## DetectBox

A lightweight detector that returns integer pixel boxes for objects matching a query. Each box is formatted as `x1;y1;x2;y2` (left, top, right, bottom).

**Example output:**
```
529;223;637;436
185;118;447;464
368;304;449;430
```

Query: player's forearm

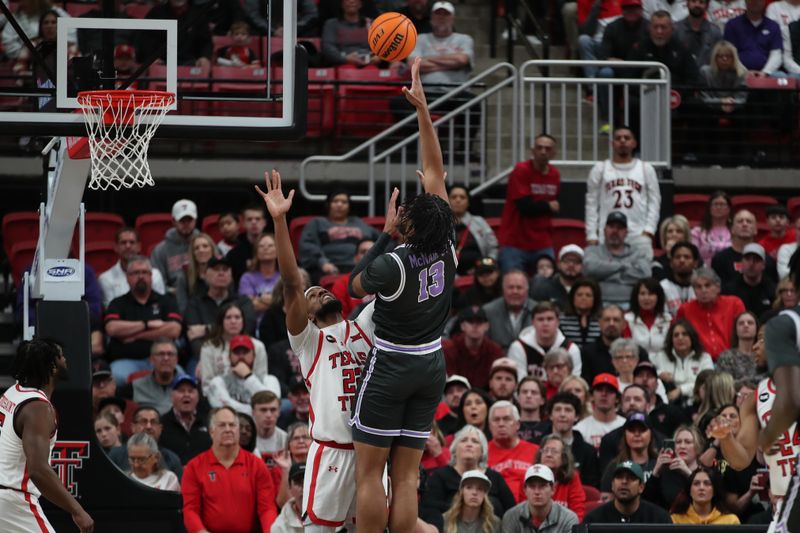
273;214;304;290
719;432;753;471
417;101;446;201
105;320;146;337
137;321;181;340
30;467;84;516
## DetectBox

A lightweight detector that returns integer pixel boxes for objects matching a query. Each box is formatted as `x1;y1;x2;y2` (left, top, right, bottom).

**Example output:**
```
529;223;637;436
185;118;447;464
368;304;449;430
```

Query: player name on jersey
758;377;800;495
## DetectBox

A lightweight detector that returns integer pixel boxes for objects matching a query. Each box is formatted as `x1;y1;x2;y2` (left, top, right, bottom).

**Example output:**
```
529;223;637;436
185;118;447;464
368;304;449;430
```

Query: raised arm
255;170;308;336
402;57;447;203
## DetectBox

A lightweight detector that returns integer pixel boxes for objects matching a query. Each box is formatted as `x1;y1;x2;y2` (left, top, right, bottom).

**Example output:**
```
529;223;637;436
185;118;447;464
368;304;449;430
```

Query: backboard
0;0;306;141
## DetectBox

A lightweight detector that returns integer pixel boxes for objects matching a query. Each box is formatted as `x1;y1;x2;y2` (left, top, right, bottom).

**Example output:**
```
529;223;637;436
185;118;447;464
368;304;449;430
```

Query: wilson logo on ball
368;12;417;62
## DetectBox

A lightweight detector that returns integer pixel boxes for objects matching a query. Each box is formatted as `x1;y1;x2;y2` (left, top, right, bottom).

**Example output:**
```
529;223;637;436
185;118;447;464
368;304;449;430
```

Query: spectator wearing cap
508;302;583;382
151;199;200;290
778;216;800;280
224;204;269;283
271;463;305;533
584;461;672;523
632;361;688;436
109;405;184;480
160;374;213;464
534;435;586;521
712;209;779;284
99;227;167;307
185;256;257;358
206;334;281;415
442;469;501;532
584;212;652;308
131;338;182;415
722;243;776;317
92;359;139;436
758;205;794;260
182;406;278;532
444;306;504;391
599;386;666;467
676;268;745;360
439;375;472;435
501;464;578;533
498;134;561;275
724;0;782;74
454;257;503;310
104;256;183;385
660;241;700;316
531;244;584;309
598;411;660;495
488;358;520;402
487;401;540;503
482;270;536;351
580;304;649;384
277;376;310;429
449;185;499;275
574;373;625;450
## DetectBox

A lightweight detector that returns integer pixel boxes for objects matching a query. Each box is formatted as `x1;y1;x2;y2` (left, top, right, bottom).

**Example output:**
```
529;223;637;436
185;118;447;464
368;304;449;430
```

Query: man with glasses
130;339;183;415
104;256;182;385
109;406;184;479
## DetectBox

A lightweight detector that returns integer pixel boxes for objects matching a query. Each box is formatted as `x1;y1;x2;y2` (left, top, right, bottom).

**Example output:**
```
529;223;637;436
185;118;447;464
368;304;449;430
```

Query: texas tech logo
51;441;90;497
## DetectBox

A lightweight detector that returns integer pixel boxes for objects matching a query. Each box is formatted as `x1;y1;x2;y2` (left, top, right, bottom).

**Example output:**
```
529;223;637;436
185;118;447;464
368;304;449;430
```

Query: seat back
731;194;778;222
336;67;404;137
289;216;315;255
2;211;39;258
135;213;173;256
551;218;587;252
673;193;709;223
85;241;119;275
9;240;37;287
202;214;222;243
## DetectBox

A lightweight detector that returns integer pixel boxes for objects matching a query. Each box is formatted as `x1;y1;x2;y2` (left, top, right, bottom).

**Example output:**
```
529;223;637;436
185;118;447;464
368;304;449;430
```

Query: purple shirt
723;14;782;70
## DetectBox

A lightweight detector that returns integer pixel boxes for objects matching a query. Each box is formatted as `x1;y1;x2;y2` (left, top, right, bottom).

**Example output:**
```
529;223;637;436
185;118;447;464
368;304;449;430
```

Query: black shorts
350;346;446;449
773;467;800;532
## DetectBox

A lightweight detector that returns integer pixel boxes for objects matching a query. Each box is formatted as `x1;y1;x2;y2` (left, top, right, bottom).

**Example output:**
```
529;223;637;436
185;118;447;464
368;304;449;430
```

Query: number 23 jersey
289;302;375;444
757;376;800;497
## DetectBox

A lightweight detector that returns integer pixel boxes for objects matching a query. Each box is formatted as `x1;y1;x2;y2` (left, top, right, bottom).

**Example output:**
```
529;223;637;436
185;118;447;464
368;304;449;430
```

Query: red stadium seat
673;193;709;222
757;222;770;241
124;3;151;18
148;64;211;114
289;215;314;255
362;216;386;234
0;61;24;111
319;274;343;291
65;3;96;17
731;195;778;221
2;211;39;258
583;485;601;502
789;197;800;221
746;74;798;90
551;218;586;252
307;67;336;137
486;217;501;235
336;67;404;137
71;212;125;257
454;275;475;293
211;66;275;117
135;213;173;256
202;214;222;243
85;241;118;275
9;240;36;287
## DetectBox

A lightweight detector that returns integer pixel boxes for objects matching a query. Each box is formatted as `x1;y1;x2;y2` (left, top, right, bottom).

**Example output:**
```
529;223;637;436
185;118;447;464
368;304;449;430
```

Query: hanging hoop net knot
76;90;175;191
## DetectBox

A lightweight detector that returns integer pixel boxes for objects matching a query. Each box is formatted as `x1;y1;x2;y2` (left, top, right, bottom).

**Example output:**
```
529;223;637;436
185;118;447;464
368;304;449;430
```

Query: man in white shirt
767;0;800;72
251;390;287;458
574;373;626;449
99;227;166;306
643;0;688;20
777;217;800;280
707;0;746;29
585;126;661;260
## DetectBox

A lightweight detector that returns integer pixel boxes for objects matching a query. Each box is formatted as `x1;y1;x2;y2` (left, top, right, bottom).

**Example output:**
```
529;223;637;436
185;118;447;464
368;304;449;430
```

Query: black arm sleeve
515;197;553;217
348;232;393;298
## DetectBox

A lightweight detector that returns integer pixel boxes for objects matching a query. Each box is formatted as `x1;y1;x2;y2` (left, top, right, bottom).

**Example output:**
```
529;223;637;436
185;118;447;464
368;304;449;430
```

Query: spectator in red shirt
443;306;504;390
329;237;375;318
498;134;561;274
758;204;795;260
182;406;278;533
676;267;745;360
487;401;540;502
534;435;586;521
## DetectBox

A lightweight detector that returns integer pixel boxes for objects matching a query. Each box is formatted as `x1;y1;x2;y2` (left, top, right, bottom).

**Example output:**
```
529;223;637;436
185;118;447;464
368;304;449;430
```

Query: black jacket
626;37;702;87
159;409;212;465
420;465;516;519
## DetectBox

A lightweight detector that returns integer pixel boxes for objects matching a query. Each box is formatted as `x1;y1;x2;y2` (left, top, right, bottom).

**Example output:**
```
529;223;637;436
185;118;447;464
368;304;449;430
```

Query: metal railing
299;62;518;216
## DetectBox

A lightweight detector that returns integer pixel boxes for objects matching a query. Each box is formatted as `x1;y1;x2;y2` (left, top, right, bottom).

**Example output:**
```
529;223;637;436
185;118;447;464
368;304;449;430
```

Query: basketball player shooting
256;169;381;531
347;56;456;533
0;339;93;533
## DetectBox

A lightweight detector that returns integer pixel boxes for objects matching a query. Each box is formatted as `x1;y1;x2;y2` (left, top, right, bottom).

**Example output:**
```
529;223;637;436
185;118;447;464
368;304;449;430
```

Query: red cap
592;373;620;390
621;0;642;7
114;44;135;59
230;335;254;352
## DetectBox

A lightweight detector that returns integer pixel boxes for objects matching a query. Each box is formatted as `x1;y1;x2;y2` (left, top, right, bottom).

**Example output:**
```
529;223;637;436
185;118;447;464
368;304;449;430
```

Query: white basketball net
77;91;175;191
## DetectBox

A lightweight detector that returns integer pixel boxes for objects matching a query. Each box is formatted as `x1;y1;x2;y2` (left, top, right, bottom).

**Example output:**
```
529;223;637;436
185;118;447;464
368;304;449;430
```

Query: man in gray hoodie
151;199;200;291
583;211;651;308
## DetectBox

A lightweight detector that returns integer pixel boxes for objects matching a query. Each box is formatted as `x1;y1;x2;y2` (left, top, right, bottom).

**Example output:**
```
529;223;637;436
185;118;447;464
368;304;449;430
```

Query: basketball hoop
75;90;175;191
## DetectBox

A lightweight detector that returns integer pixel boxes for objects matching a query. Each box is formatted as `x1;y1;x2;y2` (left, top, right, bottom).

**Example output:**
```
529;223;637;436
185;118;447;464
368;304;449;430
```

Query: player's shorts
0;488;55;533
350;345;446;449
303;440;357;528
771;464;800;533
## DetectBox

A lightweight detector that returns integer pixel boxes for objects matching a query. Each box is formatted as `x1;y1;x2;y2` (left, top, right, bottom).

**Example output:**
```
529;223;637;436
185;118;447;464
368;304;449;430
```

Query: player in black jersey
347;57;457;533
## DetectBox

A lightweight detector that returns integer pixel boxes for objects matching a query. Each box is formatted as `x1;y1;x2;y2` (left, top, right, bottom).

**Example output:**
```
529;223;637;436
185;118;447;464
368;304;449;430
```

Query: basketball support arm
23;139;91;340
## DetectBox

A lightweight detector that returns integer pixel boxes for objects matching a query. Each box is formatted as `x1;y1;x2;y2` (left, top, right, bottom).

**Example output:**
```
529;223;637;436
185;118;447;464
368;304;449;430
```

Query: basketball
368;12;417;62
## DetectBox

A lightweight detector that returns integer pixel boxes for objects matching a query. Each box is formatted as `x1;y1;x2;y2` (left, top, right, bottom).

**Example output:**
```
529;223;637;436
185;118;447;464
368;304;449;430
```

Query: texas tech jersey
758;377;799;496
0;383;57;498
289;302;375;444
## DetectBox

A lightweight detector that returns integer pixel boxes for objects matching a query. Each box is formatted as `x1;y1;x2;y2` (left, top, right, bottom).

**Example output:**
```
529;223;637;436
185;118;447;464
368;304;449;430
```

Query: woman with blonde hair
760;276;798;323
558;375;592;419
442;470;500;533
175;232;219;313
653;215;691;278
695;371;735;423
700;41;748;111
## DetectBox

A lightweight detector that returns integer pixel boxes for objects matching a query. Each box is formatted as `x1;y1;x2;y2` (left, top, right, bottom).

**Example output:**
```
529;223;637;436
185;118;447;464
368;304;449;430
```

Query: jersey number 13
418;260;446;303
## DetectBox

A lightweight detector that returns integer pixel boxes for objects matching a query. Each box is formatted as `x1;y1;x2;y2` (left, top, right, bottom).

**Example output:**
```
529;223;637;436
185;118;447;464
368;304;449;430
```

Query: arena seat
202;214;222;243
289;215;314;255
673;193;709;222
65;3;96;17
2;211;39;258
274;67;335;138
9;240;36;287
210;66;275;117
789;197;800;220
362;216;386;234
0;61;24;111
486;217;501;235
135;213;173;256
70;212;125;257
731;194;778;221
148;64;211;114
336;67;405;137
454;275;475;293
85;241;118;275
551;218;586;252
124;3;151;18
757;222;769;241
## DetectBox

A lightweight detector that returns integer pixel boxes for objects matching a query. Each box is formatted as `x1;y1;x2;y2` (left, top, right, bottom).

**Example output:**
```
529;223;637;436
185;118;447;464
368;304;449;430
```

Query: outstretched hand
402;57;427;109
383;187;401;234
255;169;294;219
